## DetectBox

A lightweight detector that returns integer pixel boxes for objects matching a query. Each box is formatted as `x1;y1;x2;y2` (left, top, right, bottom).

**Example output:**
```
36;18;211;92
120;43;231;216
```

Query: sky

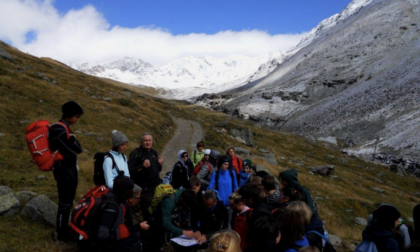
0;0;352;66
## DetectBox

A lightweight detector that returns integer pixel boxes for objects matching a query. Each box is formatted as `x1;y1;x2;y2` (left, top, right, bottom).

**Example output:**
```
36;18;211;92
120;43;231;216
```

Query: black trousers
56;178;78;240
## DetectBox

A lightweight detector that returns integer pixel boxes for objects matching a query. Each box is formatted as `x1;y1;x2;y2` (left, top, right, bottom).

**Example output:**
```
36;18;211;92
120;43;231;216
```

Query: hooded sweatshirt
171;150;193;189
208;168;238;206
362;224;400;252
281;169;317;214
238;169;251;187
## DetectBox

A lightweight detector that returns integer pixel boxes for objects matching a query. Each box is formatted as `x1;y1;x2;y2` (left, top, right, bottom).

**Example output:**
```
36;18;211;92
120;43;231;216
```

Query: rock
91;95;99;99
308;165;335;176
0;133;5;137
103;97;112;101
230;128;254;146
121;91;131;98
374;178;384;184
354;217;368;226
234;136;246;144
84;132;98;137
328;234;342;246
0;186;13;196
340;158;349;164
97;137;105;141
261;153;278;165
372;187;385;193
0;194;20;216
259;149;270;153
378;171;385;176
36;175;47;180
408;217;414;223
75;130;83;134
390;164;407;176
345;209;353;213
14;191;37;204
215;121;229;127
234;147;251;156
220;128;227;133
21;195;57;227
0;47;14;61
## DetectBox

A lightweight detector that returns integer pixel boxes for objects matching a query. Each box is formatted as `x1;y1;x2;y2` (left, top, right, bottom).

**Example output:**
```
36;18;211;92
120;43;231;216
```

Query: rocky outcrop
308;165;335;176
21;195;57;227
0;192;20;217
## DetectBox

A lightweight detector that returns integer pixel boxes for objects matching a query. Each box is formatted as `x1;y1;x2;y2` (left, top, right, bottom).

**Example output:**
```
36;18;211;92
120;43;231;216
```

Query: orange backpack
26;120;68;171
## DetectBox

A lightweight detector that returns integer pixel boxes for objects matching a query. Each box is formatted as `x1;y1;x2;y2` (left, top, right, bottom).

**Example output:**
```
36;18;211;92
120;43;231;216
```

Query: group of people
48;101;420;252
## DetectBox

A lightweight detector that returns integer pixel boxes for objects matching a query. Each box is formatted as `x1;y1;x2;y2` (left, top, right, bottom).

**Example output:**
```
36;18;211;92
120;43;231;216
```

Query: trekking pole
372;136;379;163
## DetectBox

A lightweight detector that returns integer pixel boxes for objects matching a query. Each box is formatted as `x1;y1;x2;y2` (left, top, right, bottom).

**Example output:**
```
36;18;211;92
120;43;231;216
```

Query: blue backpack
354;240;378;252
307;230;337;252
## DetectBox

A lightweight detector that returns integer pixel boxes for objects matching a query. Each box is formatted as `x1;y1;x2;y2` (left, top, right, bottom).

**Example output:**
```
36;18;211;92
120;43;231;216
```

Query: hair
112;171;134;201
217;155;230;169
203;190;218;201
196;141;205;148
372;205;401;234
225;147;235;155
262;175;277;191
286;201;312;225
132;184;142;198
189;176;201;187
274;208;306;250
247;216;279;250
140;132;152;141
298;246;320;252
228;192;243;205
180;189;197;207
238;183;263;204
208;230;241;252
251;176;262;186
281;187;302;202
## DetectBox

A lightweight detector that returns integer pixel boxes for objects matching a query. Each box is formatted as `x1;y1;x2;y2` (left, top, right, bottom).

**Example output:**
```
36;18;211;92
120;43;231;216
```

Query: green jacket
191;150;205;167
161;188;185;237
281;169;318;215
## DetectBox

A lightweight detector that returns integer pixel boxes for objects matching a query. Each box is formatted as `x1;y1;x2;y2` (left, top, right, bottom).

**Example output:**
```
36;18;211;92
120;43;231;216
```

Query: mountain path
160;117;204;177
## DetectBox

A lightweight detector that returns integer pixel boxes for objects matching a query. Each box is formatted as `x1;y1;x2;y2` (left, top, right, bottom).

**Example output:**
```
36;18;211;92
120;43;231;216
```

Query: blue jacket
208;169;238;206
285;236;310;252
238;170;250;187
103;150;129;189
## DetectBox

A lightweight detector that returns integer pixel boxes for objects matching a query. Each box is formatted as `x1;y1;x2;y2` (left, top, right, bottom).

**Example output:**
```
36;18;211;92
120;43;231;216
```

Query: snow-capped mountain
70;51;286;100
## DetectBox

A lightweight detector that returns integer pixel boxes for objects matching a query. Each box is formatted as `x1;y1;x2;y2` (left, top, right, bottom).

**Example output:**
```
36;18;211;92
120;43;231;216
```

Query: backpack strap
229;169;235;192
194;150;197;164
215;170;220;191
307;230;330;243
52;121;70;139
105;152;120;173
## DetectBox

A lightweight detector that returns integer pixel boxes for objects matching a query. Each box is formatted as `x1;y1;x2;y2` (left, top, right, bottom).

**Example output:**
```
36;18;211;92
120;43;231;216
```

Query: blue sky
0;0;352;65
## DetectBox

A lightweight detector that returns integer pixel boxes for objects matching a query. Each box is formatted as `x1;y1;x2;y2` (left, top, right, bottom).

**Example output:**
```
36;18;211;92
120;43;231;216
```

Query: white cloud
0;0;307;66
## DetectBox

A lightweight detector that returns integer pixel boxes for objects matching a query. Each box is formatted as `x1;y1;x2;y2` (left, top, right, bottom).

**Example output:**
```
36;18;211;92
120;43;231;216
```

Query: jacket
238;170;250;187
171;150;194;189
128;146;162;191
199;201;228;239
362;225;400;252
191;150;205;167
230;155;243;174
196;162;213;187
231;206;252;250
48;119;82;182
284;236;310;252
161;189;185;237
103;150;129;189
208;169;238;206
305;213;325;251
281;169;317;214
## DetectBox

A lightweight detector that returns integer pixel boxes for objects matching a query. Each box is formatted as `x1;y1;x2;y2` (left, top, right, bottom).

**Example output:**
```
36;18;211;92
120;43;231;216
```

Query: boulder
230;128;253;146
234;147;251;156
0;47;14;61
328;234;342;247
14;191;37;205
354;217;368;226
307;165;335;176
0;186;13;196
0;193;20;216
372;187;385;193
21;195;57;227
261;153;278;165
390;164;407;176
215;121;229;127
374;178;384;184
234;136;246;144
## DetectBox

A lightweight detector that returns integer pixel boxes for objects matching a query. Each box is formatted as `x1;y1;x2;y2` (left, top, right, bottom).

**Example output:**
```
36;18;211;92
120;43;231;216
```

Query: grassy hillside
0;41;419;252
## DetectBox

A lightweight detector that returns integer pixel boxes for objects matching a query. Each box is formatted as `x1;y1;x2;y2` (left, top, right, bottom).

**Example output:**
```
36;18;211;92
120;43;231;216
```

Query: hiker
279;169;318;215
238;159;252;187
208;155;238;207
262;175;281;210
226;147;243;174
48;101;83;241
103;130;130;189
97;173;149;252
195;149;214;190
414;203;420;243
208;230;241;252
244;216;280;252
229;192;253;250
171;150;194;189
361;205;402;251
128;132;163;220
274;208;310;252
191;141;205;167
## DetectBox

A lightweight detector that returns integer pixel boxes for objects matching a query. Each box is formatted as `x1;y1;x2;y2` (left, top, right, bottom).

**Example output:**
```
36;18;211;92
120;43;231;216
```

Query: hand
193;231;202;240
143;159;150;168
183;230;194;239
140;221;149;230
197;235;207;244
69;134;76;142
158;156;163;165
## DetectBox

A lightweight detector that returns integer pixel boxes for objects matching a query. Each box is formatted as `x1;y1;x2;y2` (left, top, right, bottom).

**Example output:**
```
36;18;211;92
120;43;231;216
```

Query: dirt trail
160;117;204;176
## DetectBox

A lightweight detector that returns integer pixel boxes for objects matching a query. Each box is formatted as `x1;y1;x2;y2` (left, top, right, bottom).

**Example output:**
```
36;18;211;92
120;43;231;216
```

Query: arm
208;171;216;190
97;203;119;242
161;198;183;237
103;157;114;189
232;172;238;191
50;124;82;159
196;164;210;187
128;148;146;173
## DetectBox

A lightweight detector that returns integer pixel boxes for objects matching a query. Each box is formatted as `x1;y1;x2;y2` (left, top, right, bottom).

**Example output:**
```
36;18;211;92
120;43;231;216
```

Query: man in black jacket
128;132;163;220
49;101;83;241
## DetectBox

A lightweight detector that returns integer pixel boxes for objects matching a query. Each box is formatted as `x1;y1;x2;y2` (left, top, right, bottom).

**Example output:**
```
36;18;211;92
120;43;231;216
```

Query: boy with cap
49;101;83;241
103;130;130;189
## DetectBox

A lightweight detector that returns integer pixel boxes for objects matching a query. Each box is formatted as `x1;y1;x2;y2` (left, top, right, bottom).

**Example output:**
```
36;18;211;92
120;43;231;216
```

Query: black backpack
93;152;123;186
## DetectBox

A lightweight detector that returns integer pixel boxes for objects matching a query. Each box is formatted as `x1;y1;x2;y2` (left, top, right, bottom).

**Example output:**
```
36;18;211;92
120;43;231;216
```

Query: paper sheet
170;235;200;247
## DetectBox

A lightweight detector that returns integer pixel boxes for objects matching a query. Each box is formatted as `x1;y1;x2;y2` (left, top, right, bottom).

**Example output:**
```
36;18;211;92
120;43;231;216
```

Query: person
226;147;243;174
48;101;83;241
194;190;229;247
251;176;265;192
244;216;280;252
96;173;149;252
128;132;163;220
229;192;252;250
238;159;252;187
361;204;402;252
171;150;194;189
275;208;310;252
208;230;241;252
414;203;420;243
208;155;238;207
279;169;317;215
196;149;215;190
191;141;205;167
103;130;130;189
262;175;281;210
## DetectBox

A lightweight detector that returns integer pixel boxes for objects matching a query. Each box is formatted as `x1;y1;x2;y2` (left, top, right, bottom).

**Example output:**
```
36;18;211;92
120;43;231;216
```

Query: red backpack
192;161;212;175
25;120;69;171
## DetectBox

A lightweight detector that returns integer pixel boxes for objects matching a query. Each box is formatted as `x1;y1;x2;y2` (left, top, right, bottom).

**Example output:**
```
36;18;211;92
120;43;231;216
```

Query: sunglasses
182;155;188;158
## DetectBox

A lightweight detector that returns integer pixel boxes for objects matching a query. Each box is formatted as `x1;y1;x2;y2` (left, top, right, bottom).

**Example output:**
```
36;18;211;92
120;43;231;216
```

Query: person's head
262;175;277;194
180;189;197;209
372;205;401;231
274;208;306;250
209;150;221;167
229;192;245;212
111;130;128;153
243;159;252;173
248;216;280;249
204;149;211;161
251;176;264;191
203;190;218;210
127;184;142;207
208;230;241;252
280;186;301;203
238;183;263;206
218;155;230;171
140;132;153;150
286;201;312;225
177;150;188;164
112;171;134;202
61;101;83;124
298;246;320;252
279;169;299;189
226;147;235;157
189;176;201;194
196;141;205;152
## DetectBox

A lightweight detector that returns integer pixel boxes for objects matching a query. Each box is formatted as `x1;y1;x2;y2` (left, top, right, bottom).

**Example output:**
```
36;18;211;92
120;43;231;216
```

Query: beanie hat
219;155;230;165
243;159;252;167
112;130;128;148
113;171;134;200
62;101;83;118
373;205;400;227
204;149;211;155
